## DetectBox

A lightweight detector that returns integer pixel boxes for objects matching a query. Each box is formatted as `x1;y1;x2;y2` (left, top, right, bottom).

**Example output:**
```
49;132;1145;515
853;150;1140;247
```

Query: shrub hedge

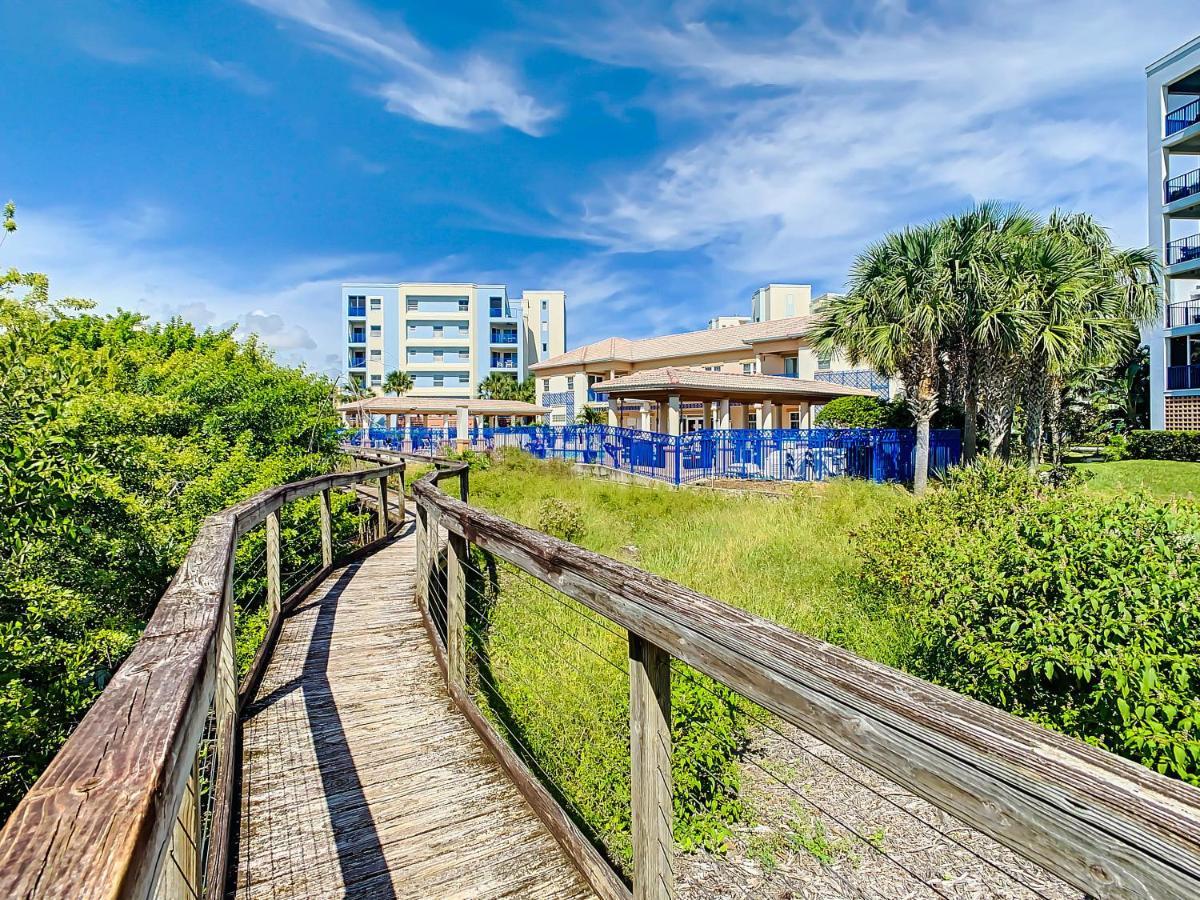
1128;430;1200;462
853;461;1200;785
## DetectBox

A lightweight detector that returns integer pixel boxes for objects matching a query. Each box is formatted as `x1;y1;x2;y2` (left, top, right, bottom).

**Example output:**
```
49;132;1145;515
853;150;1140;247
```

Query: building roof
339;397;549;416
529;315;816;371
591;367;877;401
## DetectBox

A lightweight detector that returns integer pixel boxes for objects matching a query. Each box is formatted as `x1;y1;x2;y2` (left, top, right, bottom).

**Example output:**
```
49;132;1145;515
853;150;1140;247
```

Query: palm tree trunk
908;377;938;495
962;357;979;463
1024;364;1047;473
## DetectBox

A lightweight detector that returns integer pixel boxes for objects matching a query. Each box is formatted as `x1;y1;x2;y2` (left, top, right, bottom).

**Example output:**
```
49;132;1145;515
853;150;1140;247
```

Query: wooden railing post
395;465;406;526
376;473;389;540
319;487;333;568
629;633;674;900
266;507;281;618
445;529;468;690
415;502;429;604
459;467;469;504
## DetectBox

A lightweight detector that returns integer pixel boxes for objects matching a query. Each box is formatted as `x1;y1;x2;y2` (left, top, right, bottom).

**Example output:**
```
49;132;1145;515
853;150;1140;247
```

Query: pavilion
339;396;549;439
590;366;877;434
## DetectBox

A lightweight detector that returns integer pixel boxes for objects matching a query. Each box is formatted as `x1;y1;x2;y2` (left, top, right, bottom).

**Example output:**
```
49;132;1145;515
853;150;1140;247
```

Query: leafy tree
383;369;413;396
0;273;345;817
478;373;536;404
813;396;893;428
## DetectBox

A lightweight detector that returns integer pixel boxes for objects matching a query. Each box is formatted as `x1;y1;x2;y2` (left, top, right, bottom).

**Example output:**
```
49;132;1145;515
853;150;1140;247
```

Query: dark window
458;298;470;311
407;298;417;311
1172;336;1189;366
369;298;381;310
490;296;503;316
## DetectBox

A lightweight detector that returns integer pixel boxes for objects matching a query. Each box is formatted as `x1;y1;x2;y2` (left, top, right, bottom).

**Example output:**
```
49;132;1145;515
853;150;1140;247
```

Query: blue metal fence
347;425;961;486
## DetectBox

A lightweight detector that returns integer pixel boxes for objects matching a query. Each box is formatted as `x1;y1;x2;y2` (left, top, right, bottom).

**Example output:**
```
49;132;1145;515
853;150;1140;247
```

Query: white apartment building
531;284;891;425
1147;35;1200;430
342;283;565;398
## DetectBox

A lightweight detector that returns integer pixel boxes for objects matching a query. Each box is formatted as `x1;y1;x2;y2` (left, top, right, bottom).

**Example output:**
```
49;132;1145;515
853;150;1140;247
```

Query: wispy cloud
240;0;557;135
204;58;273;96
560;0;1189;283
335;146;388;176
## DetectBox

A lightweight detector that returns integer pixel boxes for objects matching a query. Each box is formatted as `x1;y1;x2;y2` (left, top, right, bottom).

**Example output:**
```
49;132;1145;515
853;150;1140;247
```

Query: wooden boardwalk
235;519;596;899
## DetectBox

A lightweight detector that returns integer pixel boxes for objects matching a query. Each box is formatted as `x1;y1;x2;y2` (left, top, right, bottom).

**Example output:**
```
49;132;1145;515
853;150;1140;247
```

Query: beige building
531;284;891;426
342;282;565;398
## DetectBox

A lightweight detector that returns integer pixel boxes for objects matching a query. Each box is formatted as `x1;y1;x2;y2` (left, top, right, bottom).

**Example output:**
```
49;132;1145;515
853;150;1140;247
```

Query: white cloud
562;0;1191;283
0;204;388;374
240;0;556;135
204;58;273;96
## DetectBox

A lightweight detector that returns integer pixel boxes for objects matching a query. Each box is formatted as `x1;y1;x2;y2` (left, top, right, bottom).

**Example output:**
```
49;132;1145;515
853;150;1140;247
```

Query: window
370;349;381;359
742;362;756;375
407;298;417;311
433;325;443;338
747;413;758;429
433;350;443;361
458;298;470;311
433;375;444;387
542;300;548;310
542;378;550;391
369;298;381;310
370;374;381;386
789;411;801;429
784;356;798;376
566;376;574;391
490;296;503;316
542;342;548;353
370;324;381;335
817;350;832;371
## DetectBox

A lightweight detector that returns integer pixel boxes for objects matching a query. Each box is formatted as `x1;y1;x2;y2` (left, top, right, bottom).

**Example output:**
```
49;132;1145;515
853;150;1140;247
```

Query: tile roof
592;367;877;398
529;315;815;371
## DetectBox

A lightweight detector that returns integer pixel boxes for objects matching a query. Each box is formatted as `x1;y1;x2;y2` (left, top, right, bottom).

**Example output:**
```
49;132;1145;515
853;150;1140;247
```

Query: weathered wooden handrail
413;471;1200;900
0;459;404;900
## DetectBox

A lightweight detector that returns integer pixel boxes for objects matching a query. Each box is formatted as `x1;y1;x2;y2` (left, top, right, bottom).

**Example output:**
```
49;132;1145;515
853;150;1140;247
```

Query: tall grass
458;451;911;868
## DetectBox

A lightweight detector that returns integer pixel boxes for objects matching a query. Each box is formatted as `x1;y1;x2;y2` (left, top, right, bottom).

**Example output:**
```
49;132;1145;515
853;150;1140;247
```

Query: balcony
1166;168;1200;213
348;330;366;344
814;369;891;399
348;354;366;369
490;331;519;345
347;303;366;318
1167;364;1200;390
1166;234;1200;272
1167;98;1200;137
587;388;608;403
1166;300;1200;328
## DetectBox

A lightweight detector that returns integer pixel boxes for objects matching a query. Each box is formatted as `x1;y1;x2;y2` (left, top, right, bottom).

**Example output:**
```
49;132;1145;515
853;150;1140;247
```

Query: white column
608;397;620;427
667;394;682;436
639;404;652;431
718;398;731;430
456;405;469;451
702;402;713;429
762;400;776;430
799;401;811;429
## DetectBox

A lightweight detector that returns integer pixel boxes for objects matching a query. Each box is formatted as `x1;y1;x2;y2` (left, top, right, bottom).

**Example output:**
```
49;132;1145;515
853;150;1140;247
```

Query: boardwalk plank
235;521;596;899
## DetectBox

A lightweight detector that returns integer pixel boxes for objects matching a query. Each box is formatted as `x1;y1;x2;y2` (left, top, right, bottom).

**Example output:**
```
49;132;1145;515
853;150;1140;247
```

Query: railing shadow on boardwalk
236;557;398;899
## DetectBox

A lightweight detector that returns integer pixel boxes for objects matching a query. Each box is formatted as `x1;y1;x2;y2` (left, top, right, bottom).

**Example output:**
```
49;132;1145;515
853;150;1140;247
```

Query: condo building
1148;35;1200;429
532;284;893;426
341;283;565;398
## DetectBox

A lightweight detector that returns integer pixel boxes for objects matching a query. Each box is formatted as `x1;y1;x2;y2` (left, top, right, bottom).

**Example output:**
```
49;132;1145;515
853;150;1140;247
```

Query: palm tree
383;370;413;396
576;405;606;425
812;224;957;495
478;372;518;400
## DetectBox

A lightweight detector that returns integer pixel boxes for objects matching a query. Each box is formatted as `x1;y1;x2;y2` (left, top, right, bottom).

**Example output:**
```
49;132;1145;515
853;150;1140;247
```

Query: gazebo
590;366;877;434
339;397;549;448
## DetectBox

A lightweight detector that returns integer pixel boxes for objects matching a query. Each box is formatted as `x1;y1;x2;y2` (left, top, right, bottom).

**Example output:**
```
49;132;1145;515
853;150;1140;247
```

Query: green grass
455;450;912;869
1075;459;1200;501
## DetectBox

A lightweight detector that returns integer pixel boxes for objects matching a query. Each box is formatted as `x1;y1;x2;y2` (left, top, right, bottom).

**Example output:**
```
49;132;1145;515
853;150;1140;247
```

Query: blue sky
1;1;1194;374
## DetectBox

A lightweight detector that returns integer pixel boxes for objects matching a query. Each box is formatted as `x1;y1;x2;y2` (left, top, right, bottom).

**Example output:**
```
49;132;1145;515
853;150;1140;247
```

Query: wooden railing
0;459;405;899
406;455;1200;900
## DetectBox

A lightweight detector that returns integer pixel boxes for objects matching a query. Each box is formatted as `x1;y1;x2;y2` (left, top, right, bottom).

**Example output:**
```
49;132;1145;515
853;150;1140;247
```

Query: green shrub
853;460;1200;784
1101;433;1130;462
1128;430;1200;462
537;498;585;543
813;396;894;428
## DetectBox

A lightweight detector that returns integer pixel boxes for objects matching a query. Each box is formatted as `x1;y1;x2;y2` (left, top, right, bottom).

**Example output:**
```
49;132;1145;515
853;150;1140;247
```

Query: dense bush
853;461;1200;784
537;498;585;543
1128;430;1200;462
813;396;897;428
0;273;347;817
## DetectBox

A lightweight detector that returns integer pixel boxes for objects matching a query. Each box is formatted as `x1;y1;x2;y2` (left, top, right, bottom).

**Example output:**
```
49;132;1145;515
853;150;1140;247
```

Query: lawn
1075;459;1200;500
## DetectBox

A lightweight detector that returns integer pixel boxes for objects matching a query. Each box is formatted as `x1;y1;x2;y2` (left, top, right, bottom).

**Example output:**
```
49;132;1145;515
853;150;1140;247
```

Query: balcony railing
348;355;366;369
1166;300;1200;328
490;332;519;344
813;369;891;399
348;332;366;344
490;361;517;370
1167;98;1200;137
587;388;608;402
1167;234;1200;266
1166;168;1200;205
1167;364;1200;390
348;302;366;317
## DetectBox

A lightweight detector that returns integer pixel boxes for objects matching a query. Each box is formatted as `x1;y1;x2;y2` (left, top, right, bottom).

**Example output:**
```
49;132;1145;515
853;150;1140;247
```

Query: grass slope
1077;459;1200;500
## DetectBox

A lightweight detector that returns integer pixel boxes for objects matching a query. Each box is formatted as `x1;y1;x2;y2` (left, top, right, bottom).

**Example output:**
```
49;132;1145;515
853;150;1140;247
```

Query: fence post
445;529;468;690
319;487;333;568
376;473;389;540
459;467;469;504
415;502;429;604
266;507;281;618
395;463;406;526
629;633;674;900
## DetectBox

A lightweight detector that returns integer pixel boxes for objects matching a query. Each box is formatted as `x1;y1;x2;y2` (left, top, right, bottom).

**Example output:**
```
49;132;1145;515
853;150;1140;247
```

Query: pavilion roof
591;366;877;402
338;397;549;415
